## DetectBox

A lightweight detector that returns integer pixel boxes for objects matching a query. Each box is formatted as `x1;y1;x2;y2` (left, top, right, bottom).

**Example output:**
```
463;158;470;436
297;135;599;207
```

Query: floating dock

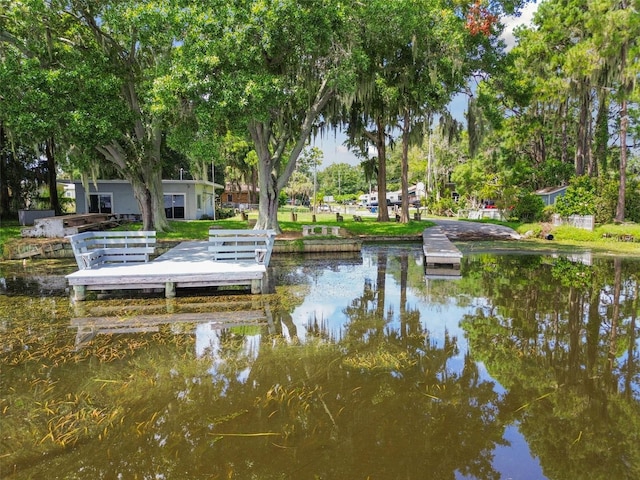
66;241;268;300
422;227;463;276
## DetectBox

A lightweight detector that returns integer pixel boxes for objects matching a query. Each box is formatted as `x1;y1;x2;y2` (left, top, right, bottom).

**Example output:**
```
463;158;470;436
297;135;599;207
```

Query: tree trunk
567;286;581;386
45;137;62;215
625;281;638;398
616;37;629;223
0;123;11;218
130;178;154;231
146;125;170;231
592;86;609;177
250;121;281;232
255;157;280;231
574;84;591;176
97;139;168;232
560;99;569;166
250;167;258;204
399;109;410;223
375;117;390;222
607;258;622;393
249;80;333;232
147;169;169;231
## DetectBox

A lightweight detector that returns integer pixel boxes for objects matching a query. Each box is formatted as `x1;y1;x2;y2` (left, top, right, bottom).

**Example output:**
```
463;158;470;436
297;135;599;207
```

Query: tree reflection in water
0;245;638;479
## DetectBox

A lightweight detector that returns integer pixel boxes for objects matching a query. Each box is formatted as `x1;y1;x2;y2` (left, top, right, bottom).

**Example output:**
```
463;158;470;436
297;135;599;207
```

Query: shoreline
2;233;639;262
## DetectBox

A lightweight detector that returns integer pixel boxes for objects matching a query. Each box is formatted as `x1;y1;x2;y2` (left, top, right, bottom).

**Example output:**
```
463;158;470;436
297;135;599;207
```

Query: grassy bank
516;221;640;255
101;210;430;241
2;213;639;257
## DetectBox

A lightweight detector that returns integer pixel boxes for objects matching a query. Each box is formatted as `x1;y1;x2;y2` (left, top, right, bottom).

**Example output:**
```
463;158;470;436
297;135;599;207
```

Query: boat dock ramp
422;227;463;278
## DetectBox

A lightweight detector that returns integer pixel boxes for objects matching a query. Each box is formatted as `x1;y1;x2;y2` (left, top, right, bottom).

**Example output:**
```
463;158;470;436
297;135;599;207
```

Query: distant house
535;186;568;206
222;182;258;209
61;179;222;220
360;182;426;207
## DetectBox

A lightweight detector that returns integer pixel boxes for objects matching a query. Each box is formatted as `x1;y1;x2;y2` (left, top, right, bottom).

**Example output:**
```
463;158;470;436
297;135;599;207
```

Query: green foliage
317;163;367;198
593;177;640;224
624;178;640;222
278;191;288;207
541;205;555;222
428;196;458;217
551;257;593;289
555;176;597;217
451;158;486;203
512;192;545;222
554;176;640;223
595;177;622;224
215;207;236;220
538;159;575;188
542;224;640;249
0;220;22;256
517;222;543;238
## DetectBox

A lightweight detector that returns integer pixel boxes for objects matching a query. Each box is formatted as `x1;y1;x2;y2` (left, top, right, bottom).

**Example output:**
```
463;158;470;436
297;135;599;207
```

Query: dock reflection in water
70;299;273;351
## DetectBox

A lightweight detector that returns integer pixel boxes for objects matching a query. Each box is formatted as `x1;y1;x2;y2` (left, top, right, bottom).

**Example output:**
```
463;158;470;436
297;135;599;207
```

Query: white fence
463;209;506;221
552;214;595;231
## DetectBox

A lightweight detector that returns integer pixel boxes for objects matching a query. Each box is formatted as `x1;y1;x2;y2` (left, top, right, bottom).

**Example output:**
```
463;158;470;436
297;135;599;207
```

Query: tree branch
0;31;37;59
278;79;335;190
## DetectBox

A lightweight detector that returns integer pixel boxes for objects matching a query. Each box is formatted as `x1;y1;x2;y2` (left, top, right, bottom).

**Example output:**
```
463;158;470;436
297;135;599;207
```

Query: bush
428;196;457;216
555;176;640;223
555;176;597;217
278;191;288;207
512;192;545;222
215;207;236;220
541;205;555;222
597;177;640;223
624;178;640;223
593;178;618;223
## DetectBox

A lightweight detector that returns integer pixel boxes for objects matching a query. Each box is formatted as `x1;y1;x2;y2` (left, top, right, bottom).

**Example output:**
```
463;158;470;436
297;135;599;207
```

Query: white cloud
501;2;539;50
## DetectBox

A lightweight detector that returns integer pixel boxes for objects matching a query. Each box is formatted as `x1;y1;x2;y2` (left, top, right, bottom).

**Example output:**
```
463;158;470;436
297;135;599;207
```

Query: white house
360;182;426;207
61;179;222;220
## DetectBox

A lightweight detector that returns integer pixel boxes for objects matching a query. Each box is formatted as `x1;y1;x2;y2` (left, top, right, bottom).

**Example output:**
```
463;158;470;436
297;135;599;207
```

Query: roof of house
59;179;224;189
535;186;567;195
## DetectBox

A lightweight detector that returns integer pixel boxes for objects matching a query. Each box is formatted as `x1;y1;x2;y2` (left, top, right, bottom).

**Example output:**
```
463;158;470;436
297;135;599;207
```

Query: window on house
227;194;233;202
88;193;113;214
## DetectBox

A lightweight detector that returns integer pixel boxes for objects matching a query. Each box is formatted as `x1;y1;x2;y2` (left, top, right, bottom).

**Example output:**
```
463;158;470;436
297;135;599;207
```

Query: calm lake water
1;244;639;479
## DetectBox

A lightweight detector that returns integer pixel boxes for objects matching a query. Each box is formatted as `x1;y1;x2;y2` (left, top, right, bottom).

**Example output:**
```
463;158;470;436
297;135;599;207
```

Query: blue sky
312;2;540;168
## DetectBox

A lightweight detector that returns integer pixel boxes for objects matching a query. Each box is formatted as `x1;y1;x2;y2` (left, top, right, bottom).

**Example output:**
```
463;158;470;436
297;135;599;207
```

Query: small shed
62;179;222;220
535;186;568;206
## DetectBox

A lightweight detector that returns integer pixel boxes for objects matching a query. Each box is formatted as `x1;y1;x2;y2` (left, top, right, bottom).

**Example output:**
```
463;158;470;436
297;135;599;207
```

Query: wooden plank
422;226;463;267
67;270;265;286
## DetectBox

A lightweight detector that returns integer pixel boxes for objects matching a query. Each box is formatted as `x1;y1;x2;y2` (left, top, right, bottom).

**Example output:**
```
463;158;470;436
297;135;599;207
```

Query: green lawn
0;220;22;252
154;212;431;240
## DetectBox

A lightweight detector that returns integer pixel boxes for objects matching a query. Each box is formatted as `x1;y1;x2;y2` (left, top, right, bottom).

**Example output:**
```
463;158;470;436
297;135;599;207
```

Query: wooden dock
422;227;463;274
66;241;269;300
